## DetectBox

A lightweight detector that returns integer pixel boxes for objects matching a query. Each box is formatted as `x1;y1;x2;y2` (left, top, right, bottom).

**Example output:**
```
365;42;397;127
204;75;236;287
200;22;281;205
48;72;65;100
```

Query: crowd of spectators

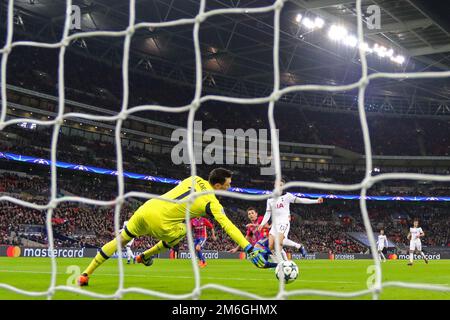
1;123;449;199
1;173;448;254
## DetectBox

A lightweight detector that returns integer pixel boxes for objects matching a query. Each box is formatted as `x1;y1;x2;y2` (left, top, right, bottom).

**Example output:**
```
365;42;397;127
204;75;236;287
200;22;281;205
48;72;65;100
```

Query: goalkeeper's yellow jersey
141;176;250;249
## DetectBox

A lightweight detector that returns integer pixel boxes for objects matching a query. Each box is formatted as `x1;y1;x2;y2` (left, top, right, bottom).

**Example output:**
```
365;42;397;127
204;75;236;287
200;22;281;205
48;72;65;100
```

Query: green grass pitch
0;258;449;300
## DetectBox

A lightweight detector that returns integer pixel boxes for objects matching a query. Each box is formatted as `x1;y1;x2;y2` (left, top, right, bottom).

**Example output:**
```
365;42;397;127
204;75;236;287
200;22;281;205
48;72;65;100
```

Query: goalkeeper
78;168;270;286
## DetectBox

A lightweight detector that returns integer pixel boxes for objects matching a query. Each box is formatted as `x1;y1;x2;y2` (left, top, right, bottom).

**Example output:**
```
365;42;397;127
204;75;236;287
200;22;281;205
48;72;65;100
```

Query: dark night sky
414;0;450;33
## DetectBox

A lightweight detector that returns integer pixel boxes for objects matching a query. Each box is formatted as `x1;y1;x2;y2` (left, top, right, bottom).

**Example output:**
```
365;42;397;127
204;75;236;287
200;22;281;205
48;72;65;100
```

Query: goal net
0;0;449;300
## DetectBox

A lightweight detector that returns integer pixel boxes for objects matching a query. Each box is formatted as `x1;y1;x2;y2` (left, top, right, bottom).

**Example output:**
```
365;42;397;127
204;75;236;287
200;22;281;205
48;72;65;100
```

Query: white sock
409;252;414;263
379;251;385;261
420;251;427;260
270;248;288;263
270;254;280;263
127;248;133;261
282;238;301;249
281;249;288;261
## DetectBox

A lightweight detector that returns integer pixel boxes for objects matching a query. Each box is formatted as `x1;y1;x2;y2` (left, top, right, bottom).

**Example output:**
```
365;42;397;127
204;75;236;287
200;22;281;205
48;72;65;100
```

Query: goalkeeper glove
244;244;268;268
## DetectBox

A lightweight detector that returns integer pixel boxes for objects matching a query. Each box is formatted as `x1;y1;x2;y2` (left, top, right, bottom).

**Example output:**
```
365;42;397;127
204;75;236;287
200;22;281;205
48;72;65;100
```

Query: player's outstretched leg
126;247;132;264
282;238;307;257
379;250;386;263
419;251;428;264
136;240;170;266
195;242;207;268
407;250;414;266
137;224;186;266
268;234;285;262
197;250;207;268
128;247;135;264
78;233;131;286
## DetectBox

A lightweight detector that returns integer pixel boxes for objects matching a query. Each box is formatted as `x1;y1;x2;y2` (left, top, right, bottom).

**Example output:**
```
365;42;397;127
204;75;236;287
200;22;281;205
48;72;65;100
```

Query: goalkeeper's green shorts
121;204;187;247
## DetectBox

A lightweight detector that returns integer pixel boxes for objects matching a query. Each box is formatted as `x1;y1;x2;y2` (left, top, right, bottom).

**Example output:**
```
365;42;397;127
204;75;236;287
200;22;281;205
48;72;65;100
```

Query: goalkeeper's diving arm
208;201;272;268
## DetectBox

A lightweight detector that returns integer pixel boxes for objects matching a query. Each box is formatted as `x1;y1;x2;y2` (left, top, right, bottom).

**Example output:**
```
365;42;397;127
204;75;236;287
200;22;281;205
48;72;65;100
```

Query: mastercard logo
6;246;21;258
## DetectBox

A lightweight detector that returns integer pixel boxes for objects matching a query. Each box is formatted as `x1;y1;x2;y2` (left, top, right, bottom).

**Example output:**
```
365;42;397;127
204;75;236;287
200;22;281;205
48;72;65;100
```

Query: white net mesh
1;0;450;300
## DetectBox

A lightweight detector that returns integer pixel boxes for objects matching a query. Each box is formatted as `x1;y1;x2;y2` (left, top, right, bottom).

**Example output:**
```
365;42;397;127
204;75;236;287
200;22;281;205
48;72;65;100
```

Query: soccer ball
275;260;299;284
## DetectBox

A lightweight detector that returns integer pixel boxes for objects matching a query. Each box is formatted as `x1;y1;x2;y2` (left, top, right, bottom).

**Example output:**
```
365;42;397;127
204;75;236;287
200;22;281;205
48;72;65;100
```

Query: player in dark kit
191;216;216;267
229;207;270;253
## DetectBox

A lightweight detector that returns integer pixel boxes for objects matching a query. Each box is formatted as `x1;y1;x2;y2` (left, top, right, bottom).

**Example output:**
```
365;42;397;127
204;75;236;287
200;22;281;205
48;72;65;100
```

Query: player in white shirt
122;220;136;264
407;219;428;266
282;215;308;257
257;178;323;262
377;229;388;263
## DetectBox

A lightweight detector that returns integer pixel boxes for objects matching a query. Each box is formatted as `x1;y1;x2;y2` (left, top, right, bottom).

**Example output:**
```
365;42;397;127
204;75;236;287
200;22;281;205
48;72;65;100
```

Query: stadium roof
1;0;450;117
